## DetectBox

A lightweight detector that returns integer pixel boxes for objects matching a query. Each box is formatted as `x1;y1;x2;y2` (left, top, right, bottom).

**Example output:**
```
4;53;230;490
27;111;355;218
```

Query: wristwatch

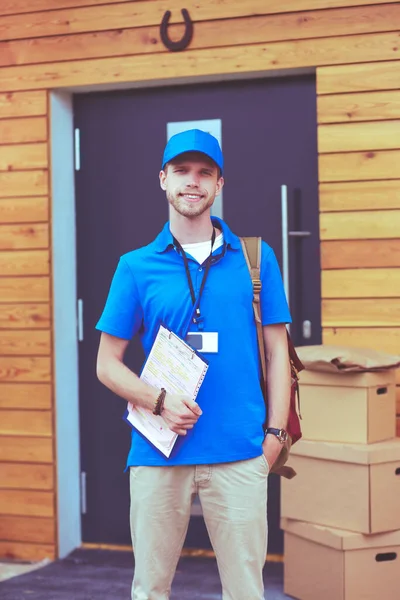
265;427;288;444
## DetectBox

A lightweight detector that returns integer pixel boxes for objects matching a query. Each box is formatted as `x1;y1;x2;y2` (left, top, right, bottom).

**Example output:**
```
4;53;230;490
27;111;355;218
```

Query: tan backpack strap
239;237;267;396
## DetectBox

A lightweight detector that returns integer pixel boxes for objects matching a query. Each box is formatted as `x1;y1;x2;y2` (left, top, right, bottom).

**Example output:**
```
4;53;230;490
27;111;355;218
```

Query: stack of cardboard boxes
281;368;400;600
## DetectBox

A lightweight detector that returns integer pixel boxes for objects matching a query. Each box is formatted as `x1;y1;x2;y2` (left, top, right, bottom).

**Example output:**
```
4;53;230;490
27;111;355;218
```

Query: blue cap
162;129;223;173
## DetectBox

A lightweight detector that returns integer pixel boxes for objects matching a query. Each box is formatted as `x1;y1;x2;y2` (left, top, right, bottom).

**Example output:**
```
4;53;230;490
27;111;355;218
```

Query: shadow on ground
0;548;292;599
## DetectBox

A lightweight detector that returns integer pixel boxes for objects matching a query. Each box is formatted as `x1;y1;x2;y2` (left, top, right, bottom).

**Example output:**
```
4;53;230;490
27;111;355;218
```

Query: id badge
186;332;219;353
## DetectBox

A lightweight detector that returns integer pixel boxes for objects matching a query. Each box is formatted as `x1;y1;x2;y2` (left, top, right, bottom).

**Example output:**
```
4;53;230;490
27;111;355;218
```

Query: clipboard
124;324;209;457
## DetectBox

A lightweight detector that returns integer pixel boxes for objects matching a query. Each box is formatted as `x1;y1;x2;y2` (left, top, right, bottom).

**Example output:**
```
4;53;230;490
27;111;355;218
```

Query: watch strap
265;427;288;443
266;427;281;436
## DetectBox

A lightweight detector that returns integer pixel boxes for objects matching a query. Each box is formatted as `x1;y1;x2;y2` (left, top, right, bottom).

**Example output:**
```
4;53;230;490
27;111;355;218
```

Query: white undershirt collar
181;231;224;265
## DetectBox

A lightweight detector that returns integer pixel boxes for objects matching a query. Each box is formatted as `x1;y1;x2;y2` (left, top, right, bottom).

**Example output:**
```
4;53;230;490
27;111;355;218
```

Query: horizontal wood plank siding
317;59;400;93
1;5;399;68
0;0;398;41
0;0;136;17
0;330;51;356
0;277;50;302
318;120;400;153
0;117;47;144
0;250;50;276
0;30;52;556
320;210;400;240
322;268;400;297
0;515;55;544
319;181;400;212
0;171;48;197
2;0;399;17
0;303;50;329
0;143;48;171
317;49;400;383
0;540;55;561
1;33;399;93
0;410;52;436
0;436;53;462
0;383;52;409
317;90;400;124
0;91;47;118
0;196;48;223
0;223;49;249
0;0;399;561
0;489;54;517
319;150;400;182
323;327;400;356
0;357;51;382
321;239;400;269
0;462;54;490
322;298;400;327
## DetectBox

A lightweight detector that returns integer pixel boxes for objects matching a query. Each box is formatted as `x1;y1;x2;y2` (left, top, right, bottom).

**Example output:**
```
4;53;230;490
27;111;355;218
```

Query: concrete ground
0;549;293;599
0;558;51;582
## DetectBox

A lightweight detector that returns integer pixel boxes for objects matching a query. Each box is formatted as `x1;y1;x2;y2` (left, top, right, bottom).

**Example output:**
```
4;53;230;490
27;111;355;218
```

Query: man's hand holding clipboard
161;393;202;436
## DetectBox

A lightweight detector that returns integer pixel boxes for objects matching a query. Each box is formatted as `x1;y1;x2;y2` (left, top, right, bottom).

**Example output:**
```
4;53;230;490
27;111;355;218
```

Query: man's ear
159;170;167;191
215;176;225;197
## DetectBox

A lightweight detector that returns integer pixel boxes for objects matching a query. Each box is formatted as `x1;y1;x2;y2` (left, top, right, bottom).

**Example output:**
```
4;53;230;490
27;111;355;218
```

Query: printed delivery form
125;325;209;457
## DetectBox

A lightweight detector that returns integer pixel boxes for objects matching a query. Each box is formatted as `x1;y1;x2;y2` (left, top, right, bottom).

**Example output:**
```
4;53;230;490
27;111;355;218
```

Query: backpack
239;236;304;479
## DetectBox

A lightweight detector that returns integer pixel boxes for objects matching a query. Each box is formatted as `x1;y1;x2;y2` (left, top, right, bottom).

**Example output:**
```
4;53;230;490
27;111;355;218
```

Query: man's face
159;152;224;219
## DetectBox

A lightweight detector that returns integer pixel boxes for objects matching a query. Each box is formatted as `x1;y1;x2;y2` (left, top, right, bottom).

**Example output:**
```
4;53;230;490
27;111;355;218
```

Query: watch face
266;428;288;444
279;430;288;443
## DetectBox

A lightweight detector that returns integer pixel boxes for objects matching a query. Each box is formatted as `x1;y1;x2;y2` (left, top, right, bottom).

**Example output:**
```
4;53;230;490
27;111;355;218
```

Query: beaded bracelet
153;388;167;416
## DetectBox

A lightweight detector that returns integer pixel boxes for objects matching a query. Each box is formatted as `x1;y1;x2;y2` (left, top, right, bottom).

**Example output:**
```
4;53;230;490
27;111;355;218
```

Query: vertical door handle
281;185;291;335
81;471;87;515
281;185;290;307
281;185;312;336
77;299;84;341
74;128;81;171
281;184;312;304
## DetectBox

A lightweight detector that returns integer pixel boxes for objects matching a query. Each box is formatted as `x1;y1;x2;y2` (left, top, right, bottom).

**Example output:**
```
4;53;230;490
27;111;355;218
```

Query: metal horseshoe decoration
160;9;194;52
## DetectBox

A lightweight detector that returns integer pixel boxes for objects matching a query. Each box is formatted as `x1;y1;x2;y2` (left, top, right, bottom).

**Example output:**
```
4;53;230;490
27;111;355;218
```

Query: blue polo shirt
96;218;291;467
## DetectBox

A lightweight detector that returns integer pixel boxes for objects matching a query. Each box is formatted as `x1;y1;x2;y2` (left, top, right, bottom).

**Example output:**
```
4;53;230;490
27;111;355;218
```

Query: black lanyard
173;228;216;330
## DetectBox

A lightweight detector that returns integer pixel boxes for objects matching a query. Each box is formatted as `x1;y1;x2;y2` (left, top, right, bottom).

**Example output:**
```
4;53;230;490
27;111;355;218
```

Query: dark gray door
74;75;320;553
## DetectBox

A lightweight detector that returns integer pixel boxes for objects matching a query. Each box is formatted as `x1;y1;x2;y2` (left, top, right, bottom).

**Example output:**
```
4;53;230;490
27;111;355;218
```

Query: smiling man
162;149;221;219
96;129;292;600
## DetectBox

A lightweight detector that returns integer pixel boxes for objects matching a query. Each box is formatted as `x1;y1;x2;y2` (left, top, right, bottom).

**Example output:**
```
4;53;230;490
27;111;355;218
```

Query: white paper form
125;325;209;457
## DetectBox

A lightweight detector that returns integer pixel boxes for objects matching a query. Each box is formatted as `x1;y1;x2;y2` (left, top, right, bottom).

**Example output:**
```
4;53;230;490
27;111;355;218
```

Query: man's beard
167;189;215;218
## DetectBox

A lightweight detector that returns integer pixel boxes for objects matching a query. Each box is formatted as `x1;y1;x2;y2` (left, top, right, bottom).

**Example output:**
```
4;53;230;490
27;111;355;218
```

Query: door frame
50;66;316;558
50;92;81;558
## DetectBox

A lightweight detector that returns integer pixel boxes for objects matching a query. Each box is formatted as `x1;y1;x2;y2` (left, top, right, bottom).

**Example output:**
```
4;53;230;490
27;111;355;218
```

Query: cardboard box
298;369;396;444
281;438;400;534
282;518;400;600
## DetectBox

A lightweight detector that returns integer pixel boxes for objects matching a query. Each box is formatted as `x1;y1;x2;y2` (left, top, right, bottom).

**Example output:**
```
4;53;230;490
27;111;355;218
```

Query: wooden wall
0;0;399;561
0;86;54;561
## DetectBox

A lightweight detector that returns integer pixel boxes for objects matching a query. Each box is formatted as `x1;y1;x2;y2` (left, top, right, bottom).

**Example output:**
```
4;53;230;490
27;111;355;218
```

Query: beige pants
129;455;269;600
